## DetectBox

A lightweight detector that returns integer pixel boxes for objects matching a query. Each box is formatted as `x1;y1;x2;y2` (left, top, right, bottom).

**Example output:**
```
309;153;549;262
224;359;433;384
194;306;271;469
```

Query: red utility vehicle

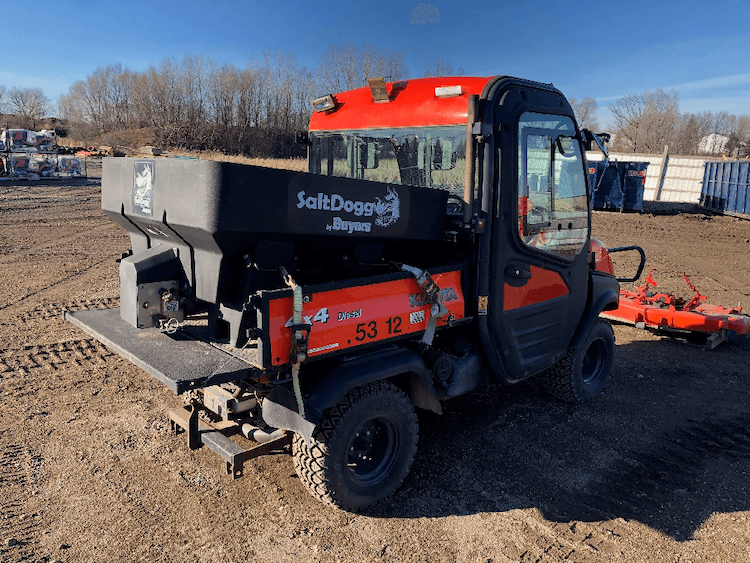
67;76;619;510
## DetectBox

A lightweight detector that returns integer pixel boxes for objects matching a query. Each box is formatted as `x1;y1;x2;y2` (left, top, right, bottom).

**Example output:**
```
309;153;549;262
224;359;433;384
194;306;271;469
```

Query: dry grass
166;149;307;171
60;136;308;172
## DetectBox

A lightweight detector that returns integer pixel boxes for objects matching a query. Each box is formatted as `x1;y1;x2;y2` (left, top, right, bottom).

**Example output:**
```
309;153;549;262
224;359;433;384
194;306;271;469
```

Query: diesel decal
337;308;362;321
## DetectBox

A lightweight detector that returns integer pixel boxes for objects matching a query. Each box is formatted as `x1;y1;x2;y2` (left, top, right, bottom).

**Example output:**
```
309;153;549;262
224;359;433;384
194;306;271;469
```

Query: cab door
476;80;591;383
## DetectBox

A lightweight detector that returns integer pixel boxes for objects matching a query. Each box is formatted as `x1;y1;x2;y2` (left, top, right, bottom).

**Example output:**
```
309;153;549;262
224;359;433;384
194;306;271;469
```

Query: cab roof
308;76;494;131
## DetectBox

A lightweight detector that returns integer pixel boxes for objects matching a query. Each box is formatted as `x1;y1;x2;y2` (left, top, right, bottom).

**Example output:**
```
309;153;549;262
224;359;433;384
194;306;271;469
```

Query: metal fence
587;149;732;204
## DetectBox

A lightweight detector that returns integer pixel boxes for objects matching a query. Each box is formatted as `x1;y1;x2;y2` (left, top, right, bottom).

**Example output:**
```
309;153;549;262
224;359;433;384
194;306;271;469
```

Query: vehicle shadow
595;201;719;217
368;335;750;542
640;201;710;217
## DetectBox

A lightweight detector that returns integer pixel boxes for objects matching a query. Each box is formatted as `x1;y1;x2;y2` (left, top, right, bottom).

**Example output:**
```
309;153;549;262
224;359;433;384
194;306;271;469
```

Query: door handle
505;266;532;280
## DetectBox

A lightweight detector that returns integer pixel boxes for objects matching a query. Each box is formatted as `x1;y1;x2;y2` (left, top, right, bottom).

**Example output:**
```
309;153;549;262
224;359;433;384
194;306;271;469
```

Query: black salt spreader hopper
66;157;467;493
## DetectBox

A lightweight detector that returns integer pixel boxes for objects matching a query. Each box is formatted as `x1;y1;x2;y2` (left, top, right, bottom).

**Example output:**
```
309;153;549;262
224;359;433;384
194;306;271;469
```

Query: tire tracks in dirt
706;274;750;298
0;338;114;379
513;516;613;563
16;297;120;323
0;221;116;266
0;255;113;313
471;412;750;561
0;444;44;563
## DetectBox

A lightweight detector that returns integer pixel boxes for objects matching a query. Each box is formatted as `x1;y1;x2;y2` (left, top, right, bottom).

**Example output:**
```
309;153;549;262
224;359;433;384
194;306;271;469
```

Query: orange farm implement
592;240;749;348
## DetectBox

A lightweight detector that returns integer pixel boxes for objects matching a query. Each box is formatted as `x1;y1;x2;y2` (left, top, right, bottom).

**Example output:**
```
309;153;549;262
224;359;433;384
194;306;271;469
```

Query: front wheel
293;381;419;511
542;319;615;402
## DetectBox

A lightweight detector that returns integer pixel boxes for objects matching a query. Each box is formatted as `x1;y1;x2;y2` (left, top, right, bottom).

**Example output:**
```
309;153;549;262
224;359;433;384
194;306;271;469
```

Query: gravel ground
1;160;750;563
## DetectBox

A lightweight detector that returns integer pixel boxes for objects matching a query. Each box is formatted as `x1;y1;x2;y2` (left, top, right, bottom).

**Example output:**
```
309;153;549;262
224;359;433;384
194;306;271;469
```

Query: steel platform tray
65;308;260;394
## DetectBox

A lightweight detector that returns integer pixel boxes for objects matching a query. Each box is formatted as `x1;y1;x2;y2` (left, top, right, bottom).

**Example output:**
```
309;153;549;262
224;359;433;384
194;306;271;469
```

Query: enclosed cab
67;75;619;511
307;76;618;389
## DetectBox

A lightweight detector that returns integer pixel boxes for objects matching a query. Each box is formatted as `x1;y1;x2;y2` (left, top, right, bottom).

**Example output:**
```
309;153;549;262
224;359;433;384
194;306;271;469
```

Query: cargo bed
65;308;259;394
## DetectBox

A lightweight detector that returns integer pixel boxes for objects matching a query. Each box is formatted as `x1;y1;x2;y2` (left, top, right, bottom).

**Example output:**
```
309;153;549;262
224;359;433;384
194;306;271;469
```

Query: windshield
309;126;466;197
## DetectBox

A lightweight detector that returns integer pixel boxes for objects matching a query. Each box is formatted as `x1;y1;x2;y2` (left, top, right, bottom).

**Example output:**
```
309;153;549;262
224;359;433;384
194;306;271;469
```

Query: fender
262;346;442;444
570;271;620;350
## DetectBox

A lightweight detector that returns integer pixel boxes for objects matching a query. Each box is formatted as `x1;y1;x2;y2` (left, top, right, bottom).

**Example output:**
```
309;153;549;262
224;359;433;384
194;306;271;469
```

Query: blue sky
2;0;748;127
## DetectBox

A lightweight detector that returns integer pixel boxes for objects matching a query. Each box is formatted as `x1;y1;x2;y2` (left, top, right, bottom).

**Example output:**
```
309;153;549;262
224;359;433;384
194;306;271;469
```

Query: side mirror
581;129;610;157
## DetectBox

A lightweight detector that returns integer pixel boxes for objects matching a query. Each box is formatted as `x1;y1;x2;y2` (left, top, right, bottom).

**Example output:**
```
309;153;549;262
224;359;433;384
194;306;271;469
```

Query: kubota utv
66;75;619;510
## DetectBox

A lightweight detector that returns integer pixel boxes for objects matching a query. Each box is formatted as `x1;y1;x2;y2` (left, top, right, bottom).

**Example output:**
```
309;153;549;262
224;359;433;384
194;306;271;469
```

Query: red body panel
265;270;465;366
504;266;569;311
590;239;615;276
308;77;493;131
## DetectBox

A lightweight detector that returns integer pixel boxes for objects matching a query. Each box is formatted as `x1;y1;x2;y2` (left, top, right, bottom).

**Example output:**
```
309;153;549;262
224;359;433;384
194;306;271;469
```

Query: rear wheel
542;319;615;402
293;381;418;511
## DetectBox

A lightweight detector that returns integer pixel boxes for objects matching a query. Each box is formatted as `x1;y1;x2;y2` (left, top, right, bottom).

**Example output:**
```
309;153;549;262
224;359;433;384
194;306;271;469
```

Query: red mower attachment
591;240;749;349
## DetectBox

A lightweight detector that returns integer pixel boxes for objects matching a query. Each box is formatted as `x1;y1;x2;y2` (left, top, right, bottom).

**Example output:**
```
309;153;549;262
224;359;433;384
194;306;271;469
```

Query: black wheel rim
346;417;399;487
581;337;607;384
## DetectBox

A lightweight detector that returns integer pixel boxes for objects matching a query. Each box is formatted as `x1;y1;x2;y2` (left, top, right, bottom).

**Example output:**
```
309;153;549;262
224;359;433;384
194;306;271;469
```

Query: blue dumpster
701;161;750;219
588;160;648;211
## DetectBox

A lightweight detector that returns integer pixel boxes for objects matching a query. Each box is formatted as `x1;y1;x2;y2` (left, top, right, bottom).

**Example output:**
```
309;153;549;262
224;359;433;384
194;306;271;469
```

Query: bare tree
692;110;744;155
181;55;210;127
423;60;465;77
569;97;599;131
58;65;137;131
721;113;750;157
52;44;409;157
236;67;261;129
293;67;316;129
609;92;646;152
359;45;407;85
266;52;297;130
316;43;358;93
610;89;680;153
207;64;239;128
733;116;750;156
672;114;703;155
8;87;51;128
641;89;680;153
0;85;6;114
316;43;408;93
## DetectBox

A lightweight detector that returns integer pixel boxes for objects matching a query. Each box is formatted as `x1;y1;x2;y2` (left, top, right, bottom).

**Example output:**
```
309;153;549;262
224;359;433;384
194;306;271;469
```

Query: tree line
571;91;749;157
1;50;748;158
0;45;420;157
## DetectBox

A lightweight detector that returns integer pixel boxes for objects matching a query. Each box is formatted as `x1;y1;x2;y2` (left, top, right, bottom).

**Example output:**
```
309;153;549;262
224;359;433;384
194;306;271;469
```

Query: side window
517;113;588;259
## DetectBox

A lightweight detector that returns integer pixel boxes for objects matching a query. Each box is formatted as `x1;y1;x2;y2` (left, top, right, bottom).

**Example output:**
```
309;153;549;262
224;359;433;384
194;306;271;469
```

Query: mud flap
262;386;317;445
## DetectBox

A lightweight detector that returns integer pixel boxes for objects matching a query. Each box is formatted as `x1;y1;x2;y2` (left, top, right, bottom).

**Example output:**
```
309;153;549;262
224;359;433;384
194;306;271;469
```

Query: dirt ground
1;161;750;563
